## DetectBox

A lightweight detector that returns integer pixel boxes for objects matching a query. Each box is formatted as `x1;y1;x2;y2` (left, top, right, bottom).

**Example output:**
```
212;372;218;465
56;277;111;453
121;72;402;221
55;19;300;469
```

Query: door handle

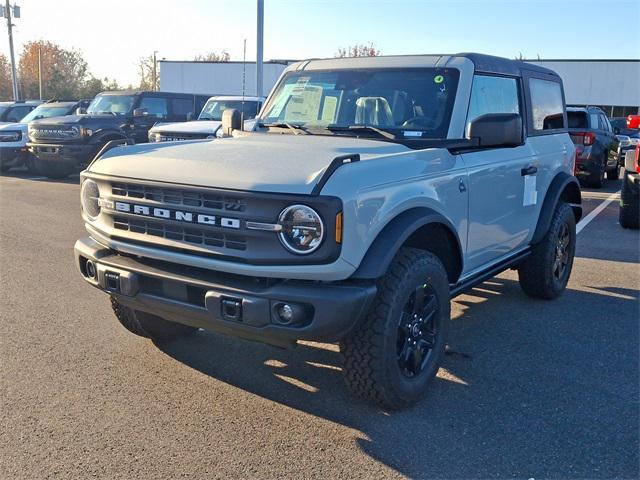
521;165;537;176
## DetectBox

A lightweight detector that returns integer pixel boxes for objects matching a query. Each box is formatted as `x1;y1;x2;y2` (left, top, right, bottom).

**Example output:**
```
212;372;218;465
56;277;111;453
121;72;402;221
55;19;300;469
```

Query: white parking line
576;190;620;234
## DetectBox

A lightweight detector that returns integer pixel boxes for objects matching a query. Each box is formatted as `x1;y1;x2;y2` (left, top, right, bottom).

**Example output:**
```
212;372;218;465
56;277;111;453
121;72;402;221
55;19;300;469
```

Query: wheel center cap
411;323;421;337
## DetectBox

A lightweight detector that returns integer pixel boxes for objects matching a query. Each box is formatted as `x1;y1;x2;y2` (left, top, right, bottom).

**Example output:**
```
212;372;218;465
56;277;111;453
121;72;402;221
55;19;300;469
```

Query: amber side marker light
335;212;343;243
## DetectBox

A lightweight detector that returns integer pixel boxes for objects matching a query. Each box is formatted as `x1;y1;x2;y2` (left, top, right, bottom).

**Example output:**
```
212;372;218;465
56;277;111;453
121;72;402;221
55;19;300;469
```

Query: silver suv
75;53;582;409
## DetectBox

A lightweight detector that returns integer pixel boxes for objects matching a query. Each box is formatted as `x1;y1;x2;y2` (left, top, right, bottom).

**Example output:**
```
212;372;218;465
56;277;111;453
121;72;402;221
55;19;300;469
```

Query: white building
159;58;640;117
159;60;291;98
525;59;639;117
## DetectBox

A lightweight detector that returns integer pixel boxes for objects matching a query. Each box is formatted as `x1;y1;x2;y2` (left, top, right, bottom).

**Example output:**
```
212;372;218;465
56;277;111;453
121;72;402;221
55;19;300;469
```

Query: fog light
85;259;97;279
277;304;294;324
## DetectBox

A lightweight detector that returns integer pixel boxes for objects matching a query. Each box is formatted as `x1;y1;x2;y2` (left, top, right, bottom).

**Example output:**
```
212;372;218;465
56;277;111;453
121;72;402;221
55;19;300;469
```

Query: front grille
111;182;246;212
113;216;247;251
29;126;79;141
157;132;209;141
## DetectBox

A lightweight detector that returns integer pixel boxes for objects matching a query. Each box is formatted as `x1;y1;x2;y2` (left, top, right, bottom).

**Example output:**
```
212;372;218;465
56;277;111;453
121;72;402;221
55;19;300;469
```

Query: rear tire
110;297;197;341
606;164;620;181
34;159;74;179
619;172;639;229
518;202;576;299
341;247;450;409
588;159;605;188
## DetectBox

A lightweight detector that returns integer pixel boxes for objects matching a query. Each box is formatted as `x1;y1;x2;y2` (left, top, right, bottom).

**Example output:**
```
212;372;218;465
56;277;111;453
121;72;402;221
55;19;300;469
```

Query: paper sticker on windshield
433;75;444;84
291;76;311;95
403;131;423;137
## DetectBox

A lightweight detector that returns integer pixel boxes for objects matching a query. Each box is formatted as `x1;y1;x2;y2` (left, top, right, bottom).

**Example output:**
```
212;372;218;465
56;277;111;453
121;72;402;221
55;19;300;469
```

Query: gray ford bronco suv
75;53;582;409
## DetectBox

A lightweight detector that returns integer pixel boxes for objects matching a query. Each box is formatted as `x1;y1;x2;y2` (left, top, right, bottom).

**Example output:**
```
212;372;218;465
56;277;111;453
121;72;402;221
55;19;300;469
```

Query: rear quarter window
529;78;565;131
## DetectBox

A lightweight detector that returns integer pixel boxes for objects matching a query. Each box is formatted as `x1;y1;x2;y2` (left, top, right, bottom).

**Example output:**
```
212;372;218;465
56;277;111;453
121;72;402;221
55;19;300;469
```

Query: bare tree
137;55;159;90
194;50;231;62
335;43;381;58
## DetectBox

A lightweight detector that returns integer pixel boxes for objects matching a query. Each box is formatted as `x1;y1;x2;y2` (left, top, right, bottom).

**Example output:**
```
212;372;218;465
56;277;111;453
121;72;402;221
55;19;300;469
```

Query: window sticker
284;85;323;122
523;174;537;206
321;96;338;123
433;75;444;84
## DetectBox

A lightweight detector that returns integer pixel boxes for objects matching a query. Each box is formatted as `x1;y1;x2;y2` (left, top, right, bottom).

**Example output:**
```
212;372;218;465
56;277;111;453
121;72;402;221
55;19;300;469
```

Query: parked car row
0;91;264;178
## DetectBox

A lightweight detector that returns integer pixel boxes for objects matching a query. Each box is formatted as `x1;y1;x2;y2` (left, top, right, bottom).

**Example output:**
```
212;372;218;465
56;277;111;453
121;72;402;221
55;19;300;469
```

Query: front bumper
0;146;27;167
27;142;95;166
74;237;377;347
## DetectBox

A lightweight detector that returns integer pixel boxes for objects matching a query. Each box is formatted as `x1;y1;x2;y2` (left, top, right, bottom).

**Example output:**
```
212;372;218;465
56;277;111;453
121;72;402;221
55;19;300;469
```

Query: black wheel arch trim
351;207;463;282
531;172;582;245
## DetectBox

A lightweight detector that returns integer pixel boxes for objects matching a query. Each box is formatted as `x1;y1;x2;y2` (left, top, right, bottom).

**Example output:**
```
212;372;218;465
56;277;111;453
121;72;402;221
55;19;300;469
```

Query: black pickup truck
26;90;211;179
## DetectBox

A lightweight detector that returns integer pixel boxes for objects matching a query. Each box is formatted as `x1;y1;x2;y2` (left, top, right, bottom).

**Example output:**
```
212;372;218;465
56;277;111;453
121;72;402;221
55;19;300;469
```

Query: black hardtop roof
456;53;560;78
38;101;79;108
96;90;210;97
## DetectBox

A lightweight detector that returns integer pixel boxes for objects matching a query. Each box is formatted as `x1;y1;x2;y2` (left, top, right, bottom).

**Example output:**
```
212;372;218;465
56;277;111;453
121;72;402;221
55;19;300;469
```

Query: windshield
259;68;459;139
21;106;72;123
198;100;261;121
87;95;135;115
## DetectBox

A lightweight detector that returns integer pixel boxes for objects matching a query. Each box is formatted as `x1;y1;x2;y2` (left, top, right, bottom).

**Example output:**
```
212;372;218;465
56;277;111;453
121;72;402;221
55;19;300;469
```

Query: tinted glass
261;68;460;139
529;78;565;131
21;106;72;123
171;98;193;118
139;97;168;118
88;95;135;115
567;111;588;129
467;75;519;126
7;106;31;122
199;100;261;121
590;114;600;130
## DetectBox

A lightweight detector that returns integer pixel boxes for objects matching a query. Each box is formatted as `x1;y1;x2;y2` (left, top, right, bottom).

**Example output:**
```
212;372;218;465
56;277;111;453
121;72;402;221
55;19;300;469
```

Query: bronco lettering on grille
114;201;241;229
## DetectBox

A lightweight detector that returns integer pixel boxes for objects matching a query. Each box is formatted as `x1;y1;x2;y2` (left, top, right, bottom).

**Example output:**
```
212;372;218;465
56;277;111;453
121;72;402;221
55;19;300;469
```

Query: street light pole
38;45;42;100
152;50;158;91
256;0;263;97
4;0;19;100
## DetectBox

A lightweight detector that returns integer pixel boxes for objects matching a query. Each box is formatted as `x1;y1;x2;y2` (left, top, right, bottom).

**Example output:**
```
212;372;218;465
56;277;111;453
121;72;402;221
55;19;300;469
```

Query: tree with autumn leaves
0;40;121;101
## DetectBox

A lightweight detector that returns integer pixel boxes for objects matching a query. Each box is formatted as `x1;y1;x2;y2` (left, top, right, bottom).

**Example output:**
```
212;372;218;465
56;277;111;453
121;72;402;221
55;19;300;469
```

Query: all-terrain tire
518;202;576;299
110;296;197;341
606;164;620;181
619;172;639;229
340;247;450;410
35;159;74;179
588;158;605;188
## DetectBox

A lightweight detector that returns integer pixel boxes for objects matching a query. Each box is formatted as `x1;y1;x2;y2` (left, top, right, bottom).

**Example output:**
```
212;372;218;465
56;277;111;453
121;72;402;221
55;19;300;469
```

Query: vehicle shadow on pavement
0;168;81;184
157;277;639;479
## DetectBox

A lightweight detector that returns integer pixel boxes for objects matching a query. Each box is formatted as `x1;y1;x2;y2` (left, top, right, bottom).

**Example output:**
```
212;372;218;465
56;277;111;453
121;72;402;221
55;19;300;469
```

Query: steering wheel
401;116;431;128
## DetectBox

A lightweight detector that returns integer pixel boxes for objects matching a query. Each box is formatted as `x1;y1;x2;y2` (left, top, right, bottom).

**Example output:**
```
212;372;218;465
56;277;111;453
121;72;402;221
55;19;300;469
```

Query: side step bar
449;249;531;298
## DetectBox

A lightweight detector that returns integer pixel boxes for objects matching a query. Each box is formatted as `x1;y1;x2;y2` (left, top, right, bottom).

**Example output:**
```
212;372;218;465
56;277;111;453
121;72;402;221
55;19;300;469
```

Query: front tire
341;247;450;409
518;202;576;299
619;172;639;229
606;164;620;181
110;297;197;341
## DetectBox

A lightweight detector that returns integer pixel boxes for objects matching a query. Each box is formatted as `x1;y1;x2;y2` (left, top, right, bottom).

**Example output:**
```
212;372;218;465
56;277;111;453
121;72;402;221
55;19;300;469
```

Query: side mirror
186;112;193;121
467;113;523;148
76;107;87;115
220;108;242;137
616;135;631;147
133;107;148;117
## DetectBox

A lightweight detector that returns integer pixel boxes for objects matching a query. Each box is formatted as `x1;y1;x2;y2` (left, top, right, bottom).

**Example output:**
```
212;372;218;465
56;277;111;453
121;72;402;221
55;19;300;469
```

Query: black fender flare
352;207;463;281
531;172;582;245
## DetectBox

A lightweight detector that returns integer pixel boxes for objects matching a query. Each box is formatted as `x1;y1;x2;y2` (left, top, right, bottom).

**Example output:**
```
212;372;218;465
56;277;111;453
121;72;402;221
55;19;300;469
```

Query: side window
599;114;610;132
7;106;31;122
171;98;193;121
466;75;519;126
529;78;565;131
590;113;600;130
139;97;168;119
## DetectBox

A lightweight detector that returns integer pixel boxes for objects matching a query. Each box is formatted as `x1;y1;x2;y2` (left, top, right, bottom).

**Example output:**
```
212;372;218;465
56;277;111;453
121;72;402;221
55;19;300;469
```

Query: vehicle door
599;113;619;167
132;95;169;142
461;74;539;272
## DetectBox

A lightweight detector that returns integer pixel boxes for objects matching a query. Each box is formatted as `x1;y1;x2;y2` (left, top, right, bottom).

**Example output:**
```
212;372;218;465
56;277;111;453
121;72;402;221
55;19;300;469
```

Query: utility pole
4;0;19;100
256;0;263;97
38;45;42;100
152;50;158;91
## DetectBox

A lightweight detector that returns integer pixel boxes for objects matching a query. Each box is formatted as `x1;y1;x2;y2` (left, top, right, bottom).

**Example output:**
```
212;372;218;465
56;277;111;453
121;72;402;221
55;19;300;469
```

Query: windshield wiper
326;125;397;140
258;122;309;135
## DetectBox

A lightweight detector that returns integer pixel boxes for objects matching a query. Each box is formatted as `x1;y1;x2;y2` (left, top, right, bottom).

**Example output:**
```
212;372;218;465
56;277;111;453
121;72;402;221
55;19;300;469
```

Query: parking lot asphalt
1;170;638;480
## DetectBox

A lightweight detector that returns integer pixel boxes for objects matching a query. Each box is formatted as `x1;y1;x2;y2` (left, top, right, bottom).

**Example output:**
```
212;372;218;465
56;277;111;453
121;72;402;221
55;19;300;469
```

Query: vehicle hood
30;114;122;127
150;120;222;135
0;122;26;132
90;133;410;194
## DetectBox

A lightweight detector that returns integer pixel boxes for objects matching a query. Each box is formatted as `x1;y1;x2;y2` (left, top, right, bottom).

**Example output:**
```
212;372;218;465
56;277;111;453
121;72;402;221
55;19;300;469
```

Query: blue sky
2;0;639;86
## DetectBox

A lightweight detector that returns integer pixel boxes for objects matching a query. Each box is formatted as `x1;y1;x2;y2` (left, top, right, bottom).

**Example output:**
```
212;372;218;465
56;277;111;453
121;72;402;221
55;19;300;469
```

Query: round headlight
278;205;324;254
81;179;100;219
